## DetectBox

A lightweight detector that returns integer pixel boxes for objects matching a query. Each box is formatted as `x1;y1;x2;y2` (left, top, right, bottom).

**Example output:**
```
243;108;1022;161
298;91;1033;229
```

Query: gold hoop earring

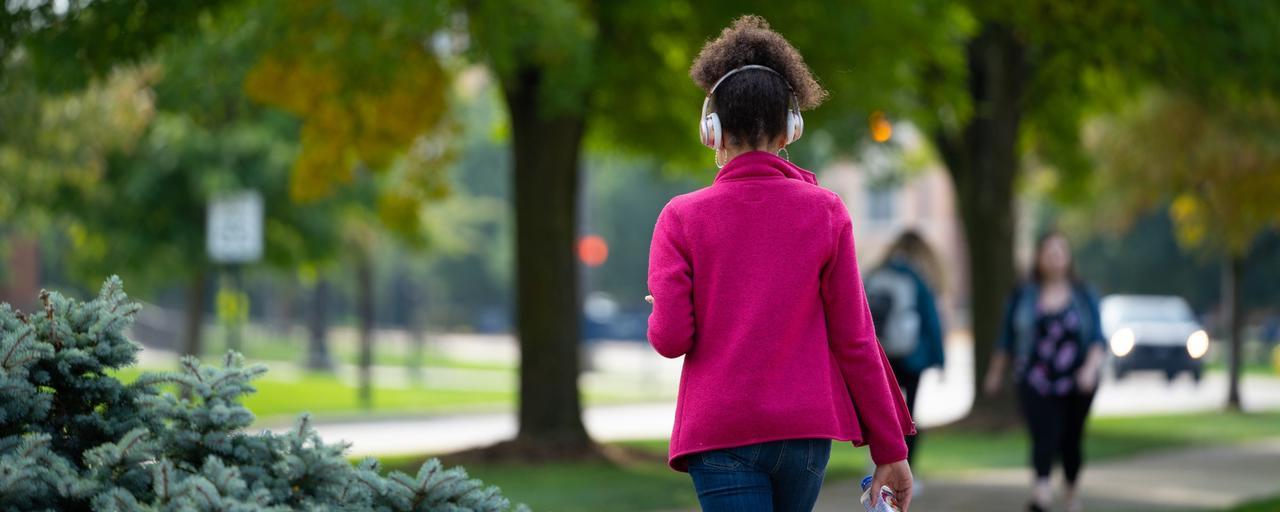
777;146;790;161
715;147;726;169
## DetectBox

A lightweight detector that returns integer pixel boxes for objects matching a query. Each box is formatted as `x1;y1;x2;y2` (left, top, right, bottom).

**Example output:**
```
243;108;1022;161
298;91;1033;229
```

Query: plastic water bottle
860;475;901;512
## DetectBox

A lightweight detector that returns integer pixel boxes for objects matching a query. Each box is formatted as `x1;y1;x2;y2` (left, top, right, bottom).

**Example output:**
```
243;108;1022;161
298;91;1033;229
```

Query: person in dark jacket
983;231;1106;512
866;231;946;470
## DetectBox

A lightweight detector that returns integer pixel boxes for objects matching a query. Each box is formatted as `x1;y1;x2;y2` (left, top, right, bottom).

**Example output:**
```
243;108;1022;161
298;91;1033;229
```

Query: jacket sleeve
916;276;946;368
1081;286;1107;348
646;203;695;358
820;199;915;465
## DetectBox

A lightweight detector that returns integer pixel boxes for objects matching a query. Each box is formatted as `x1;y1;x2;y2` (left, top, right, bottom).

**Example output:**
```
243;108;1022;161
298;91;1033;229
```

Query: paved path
300;403;677;456
813;438;1280;512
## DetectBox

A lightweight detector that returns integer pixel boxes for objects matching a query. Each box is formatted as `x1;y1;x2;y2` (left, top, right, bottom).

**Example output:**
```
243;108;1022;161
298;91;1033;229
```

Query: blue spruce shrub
0;277;527;511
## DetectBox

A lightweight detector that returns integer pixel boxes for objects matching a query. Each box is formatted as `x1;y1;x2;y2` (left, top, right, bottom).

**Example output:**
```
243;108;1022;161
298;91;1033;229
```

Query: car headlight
1186;330;1209;359
1111;328;1135;357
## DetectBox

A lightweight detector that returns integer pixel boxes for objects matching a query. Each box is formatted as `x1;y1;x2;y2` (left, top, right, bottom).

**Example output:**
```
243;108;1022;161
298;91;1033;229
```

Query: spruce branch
182;357;205;384
1;328;33;369
2;279;523;512
153;460;173;502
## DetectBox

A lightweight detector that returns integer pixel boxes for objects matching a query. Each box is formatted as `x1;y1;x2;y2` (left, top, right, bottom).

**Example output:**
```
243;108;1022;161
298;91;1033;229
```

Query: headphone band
699;64;805;152
701;65;800;119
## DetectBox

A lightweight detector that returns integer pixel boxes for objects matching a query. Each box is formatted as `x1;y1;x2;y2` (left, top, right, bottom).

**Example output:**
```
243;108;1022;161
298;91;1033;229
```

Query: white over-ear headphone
699;64;804;150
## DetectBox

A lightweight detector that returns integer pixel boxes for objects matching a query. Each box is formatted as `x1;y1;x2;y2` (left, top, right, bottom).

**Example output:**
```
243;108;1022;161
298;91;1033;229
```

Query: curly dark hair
691;15;827;148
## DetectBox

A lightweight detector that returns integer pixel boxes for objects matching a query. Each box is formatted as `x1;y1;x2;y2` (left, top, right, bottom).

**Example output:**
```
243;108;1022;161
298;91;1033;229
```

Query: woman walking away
646;15;915;512
865;231;945;474
983;231;1106;512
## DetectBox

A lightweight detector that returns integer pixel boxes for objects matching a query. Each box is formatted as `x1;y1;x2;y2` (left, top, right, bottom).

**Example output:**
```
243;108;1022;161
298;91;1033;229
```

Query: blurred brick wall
0;236;40;311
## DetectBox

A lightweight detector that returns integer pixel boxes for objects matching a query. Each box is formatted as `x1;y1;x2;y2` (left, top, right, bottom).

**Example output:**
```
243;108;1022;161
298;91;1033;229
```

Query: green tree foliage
243;0;454;208
2;0;240;247
4;65;332;356
3;4;346;360
1085;93;1280;255
463;1;965;165
0;65;155;226
0;278;523;511
239;1;461;397
3;0;226;87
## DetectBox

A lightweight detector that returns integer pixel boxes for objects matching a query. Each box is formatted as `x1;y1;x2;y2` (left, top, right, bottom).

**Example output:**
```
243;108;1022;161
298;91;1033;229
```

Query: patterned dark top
1020;306;1087;397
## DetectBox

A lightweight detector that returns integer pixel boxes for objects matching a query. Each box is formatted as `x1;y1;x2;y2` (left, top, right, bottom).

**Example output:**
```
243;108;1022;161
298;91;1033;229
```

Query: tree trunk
503;66;592;452
306;278;334;372
1224;255;1245;411
182;268;209;358
933;22;1026;427
356;250;375;410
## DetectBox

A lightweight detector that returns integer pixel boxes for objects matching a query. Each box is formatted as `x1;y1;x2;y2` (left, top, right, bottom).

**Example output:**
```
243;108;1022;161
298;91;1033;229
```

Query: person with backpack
865;231;946;473
645;15;915;511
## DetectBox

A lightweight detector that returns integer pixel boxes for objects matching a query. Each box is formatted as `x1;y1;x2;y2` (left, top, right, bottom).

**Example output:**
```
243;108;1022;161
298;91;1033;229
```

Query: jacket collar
714;151;818;185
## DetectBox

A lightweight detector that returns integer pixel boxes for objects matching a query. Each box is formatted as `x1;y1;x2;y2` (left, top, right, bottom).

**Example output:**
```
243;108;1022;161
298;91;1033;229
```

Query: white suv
1101;294;1208;382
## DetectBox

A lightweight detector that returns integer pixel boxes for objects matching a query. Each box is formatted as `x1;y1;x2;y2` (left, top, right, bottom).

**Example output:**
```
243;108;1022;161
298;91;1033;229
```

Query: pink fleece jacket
647;151;916;472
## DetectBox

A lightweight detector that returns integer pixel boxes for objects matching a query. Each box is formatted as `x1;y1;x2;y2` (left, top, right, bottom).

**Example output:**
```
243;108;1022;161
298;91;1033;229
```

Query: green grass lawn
1224;494;1280;512
110;367;515;425
112;363;662;425
378;453;698;512
240;374;514;424
378;410;1280;512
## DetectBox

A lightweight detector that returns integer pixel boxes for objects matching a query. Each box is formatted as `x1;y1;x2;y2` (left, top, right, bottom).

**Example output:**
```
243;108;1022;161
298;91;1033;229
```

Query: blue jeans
687;438;832;511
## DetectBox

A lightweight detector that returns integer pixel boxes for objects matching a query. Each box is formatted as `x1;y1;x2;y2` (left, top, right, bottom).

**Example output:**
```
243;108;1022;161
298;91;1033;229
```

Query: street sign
207;191;263;264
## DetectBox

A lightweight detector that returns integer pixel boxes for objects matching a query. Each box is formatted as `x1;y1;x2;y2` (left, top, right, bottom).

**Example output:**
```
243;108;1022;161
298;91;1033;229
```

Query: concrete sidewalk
811;437;1280;512
299;403;677;457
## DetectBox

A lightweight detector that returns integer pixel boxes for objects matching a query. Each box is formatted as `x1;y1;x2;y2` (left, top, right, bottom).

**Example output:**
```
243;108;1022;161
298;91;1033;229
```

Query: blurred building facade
819;130;969;326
